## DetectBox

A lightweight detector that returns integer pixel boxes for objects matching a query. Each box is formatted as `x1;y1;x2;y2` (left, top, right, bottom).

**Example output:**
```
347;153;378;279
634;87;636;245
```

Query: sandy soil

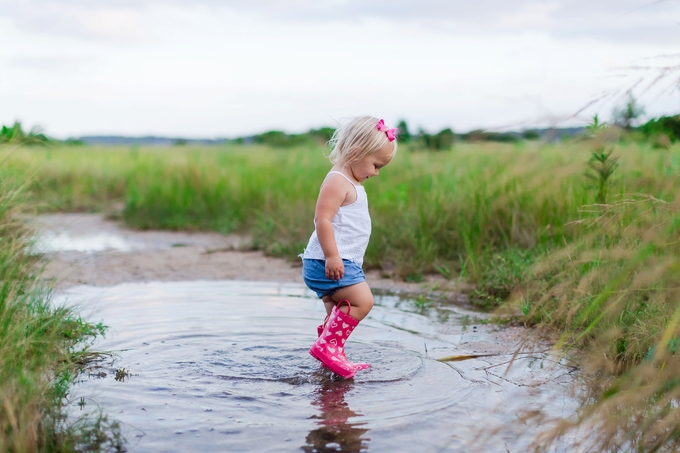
34;213;469;303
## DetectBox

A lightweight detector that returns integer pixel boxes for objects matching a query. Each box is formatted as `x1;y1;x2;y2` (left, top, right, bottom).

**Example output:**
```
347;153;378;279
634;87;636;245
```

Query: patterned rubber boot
310;300;370;378
317;314;370;372
317;315;329;337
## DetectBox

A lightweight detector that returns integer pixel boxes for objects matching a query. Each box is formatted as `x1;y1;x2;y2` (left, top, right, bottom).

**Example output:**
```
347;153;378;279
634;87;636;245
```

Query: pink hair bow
376;119;398;142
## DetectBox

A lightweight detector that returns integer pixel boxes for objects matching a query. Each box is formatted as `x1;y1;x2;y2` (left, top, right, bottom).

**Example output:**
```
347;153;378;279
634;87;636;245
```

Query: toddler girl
301;116;398;378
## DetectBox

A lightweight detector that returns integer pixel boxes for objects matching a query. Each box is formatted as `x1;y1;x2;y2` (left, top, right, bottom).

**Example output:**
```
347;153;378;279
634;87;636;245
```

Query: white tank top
301;171;371;266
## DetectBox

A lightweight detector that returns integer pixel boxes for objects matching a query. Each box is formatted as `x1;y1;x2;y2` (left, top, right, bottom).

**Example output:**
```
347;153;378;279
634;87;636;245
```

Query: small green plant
413;294;431;309
586;114;607;135
405;273;423;283
432;263;451;280
585;148;619;204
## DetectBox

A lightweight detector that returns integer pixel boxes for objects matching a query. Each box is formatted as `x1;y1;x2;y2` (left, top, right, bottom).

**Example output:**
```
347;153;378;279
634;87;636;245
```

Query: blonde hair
327;116;398;167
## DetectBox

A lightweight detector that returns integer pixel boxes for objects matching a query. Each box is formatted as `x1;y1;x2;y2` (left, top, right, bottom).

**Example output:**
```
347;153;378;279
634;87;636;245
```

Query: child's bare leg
330;282;374;321
321;296;335;316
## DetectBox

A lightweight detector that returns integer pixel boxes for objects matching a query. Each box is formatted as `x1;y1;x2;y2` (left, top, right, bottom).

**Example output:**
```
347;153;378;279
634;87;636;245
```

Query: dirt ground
35;213;468;303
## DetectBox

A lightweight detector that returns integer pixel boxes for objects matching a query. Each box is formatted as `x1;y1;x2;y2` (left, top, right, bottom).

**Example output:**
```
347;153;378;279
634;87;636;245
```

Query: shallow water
31;213;235;254
34;230;138;253
59;281;577;452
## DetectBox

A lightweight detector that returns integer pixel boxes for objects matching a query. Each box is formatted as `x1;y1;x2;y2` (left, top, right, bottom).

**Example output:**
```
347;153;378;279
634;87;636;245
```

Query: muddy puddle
39;214;578;451
58;281;578;452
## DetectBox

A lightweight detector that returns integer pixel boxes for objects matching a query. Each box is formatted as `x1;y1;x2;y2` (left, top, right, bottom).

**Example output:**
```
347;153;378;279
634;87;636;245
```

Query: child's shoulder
324;170;357;186
319;171;356;197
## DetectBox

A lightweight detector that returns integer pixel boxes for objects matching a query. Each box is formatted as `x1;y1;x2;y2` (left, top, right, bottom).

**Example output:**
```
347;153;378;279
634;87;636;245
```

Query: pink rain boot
316;311;370;373
310;300;370;378
317;315;329;337
316;302;370;372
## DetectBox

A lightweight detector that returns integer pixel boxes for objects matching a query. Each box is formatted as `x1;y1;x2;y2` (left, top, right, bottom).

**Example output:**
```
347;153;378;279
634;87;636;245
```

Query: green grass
2;140;675;287
0;176;120;452
3;139;680;450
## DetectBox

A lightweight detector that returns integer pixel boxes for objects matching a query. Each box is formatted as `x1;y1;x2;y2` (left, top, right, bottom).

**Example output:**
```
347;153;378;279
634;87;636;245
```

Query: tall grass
3;140;680;449
2;141;675;284
0;175;119;451
518;195;680;451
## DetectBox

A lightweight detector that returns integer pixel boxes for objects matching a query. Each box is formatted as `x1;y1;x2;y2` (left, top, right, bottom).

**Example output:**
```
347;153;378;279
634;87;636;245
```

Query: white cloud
1;1;144;42
3;0;678;43
0;1;678;137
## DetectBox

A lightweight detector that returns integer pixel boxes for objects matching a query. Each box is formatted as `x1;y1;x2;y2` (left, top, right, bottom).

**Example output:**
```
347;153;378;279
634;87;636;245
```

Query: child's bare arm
314;175;350;280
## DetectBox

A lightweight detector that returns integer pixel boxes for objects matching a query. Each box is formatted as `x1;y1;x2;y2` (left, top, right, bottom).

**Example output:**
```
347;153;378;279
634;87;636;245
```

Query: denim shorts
302;258;366;298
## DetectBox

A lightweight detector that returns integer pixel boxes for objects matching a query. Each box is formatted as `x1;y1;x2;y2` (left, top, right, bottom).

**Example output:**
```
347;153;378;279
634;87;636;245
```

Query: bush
0;121;51;146
420;128;454;150
639;115;680;143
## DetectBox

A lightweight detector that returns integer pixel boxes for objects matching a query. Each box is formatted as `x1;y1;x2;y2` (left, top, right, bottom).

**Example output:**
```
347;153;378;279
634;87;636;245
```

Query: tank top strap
327;171;358;187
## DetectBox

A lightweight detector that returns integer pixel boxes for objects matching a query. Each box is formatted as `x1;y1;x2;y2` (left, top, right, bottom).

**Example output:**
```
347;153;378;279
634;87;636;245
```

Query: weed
585;147;619;204
433;263;451;279
114;368;130;382
413;294;431;308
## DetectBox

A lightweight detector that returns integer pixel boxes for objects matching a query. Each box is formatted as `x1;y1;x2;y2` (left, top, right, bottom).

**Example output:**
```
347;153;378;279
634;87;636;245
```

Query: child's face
349;142;395;182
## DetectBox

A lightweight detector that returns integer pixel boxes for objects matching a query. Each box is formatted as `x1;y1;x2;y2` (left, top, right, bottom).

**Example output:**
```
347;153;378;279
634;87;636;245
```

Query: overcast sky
1;0;679;138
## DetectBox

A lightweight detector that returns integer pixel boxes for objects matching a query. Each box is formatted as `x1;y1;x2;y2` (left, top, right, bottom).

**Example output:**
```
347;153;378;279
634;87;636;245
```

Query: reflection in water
303;379;369;453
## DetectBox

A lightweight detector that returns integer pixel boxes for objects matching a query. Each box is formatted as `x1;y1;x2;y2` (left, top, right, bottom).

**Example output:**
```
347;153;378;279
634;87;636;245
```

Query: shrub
639;115;680;143
0;121;51;146
420;128;455;150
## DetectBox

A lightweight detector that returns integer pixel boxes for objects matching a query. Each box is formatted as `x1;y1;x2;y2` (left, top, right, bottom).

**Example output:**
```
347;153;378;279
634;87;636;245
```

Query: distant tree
522;130;539;140
612;94;645;130
422;127;454;150
396;120;411;142
435;128;455;149
63;138;85;146
253;130;312;148
486;132;517;143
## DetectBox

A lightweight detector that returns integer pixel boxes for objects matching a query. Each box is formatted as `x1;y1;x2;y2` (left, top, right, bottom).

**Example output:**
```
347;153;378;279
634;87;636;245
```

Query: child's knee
364;295;374;310
356;294;374;318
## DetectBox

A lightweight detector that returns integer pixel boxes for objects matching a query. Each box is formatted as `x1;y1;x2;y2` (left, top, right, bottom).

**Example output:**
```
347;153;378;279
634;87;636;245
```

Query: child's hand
325;255;344;281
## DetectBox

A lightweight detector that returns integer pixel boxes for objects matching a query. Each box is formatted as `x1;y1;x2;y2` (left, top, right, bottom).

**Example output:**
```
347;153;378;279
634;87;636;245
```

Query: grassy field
0;175;121;451
2;139;680;450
